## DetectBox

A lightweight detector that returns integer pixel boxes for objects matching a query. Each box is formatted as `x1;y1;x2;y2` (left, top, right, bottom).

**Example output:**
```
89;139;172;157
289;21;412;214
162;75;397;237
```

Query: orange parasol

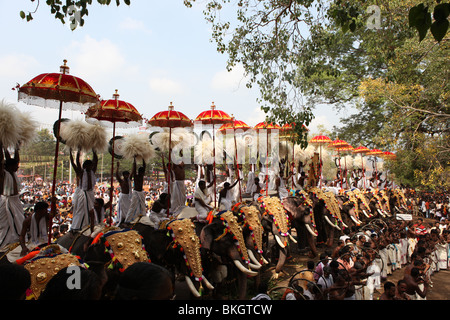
218;117;251;201
309;135;332;188
147;102;193;214
254;122;281;195
85;90;143;224
195;102;233;208
17;59;100;244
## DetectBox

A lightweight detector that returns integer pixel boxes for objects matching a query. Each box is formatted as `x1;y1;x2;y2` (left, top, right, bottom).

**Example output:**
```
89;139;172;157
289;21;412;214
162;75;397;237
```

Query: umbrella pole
319;145;323;188
234;131;242;202
109;122;116;226
339;150;342;190
362;153;365;190
167;127;172;216
48;100;63;245
266;129;269;196
213;125;217;208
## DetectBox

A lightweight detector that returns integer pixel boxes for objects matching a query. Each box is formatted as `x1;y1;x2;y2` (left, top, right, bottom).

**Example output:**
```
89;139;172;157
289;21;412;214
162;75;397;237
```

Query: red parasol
309;135;332;188
254;122;281;195
17;59;100;244
352;145;370;189
85;90;143;224
147;102;193;214
195;103;233;207
382;151;396;160
218;116;251;201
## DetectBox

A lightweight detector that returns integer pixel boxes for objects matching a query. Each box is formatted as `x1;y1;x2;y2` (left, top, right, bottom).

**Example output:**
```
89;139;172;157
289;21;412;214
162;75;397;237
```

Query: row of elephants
28;187;411;299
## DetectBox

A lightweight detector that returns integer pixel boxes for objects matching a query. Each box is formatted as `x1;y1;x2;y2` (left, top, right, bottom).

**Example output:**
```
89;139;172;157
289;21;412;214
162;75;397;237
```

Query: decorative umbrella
147;102;193;214
254;122;281;195
352;145;370;189
85;90;143;224
309;135;332;188
327;139;349;189
17;59;100;244
195;103;233;207
218;116;251;201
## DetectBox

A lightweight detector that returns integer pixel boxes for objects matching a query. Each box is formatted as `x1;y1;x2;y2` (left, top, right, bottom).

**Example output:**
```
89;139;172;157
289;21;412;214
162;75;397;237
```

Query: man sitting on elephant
193;180;214;223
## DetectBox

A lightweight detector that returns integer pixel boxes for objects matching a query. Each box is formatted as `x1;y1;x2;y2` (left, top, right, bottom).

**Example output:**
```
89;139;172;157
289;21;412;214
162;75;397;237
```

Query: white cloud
244;107;267;127
0;54;40;82
211;64;249;91
308;115;331;134
149;77;186;95
118;17;151;34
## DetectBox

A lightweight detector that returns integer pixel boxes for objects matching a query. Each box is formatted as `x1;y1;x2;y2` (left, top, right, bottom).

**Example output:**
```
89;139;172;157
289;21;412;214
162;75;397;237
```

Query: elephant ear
240;205;264;255
259;197;290;237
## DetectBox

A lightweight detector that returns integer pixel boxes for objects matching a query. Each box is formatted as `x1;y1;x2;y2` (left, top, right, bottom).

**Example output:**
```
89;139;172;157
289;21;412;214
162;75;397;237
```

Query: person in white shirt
194;180;214;223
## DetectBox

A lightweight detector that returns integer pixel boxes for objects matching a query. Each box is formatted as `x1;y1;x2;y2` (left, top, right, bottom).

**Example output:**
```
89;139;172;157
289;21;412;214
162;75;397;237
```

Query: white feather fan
86;123;108;153
122;133;156;162
0;100;21;148
194;137;224;164
150;128;195;153
353;156;368;169
60;120;92;152
16;111;38;147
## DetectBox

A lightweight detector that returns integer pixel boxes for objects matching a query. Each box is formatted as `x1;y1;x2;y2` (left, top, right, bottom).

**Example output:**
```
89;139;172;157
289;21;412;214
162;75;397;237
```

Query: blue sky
0;0;347;135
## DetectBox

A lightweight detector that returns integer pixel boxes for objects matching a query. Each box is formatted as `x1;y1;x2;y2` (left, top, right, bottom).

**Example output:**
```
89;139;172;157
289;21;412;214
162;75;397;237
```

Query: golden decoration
104;230;149;270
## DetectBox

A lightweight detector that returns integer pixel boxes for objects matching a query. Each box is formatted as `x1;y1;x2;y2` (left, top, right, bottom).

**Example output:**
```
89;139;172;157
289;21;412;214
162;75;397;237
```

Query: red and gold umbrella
147;102;193;214
309;135;332;188
254;122;281;195
218;117;251;201
85;90;143;224
382;151;396;160
17;59;100;244
352;146;370;189
195;102;233;207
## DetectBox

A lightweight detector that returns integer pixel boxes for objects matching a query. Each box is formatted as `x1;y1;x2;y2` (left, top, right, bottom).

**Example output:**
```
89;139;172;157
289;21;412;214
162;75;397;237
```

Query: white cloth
29;213;48;247
148;210;169;229
366;262;381;300
125;190;146;223
116;192;131;226
71;187;95;230
437;243;448;270
171;180;186;214
0;194;24;249
194;188;211;222
277;177;289;200
246;171;255;194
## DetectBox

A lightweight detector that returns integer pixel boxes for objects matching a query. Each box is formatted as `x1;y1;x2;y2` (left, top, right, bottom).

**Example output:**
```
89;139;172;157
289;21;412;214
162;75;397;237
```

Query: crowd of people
1;145;449;301
262;216;450;300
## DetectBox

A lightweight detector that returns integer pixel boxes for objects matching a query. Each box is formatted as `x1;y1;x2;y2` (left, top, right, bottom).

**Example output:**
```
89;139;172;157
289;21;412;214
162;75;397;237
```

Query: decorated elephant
282;191;319;258
255;196;298;276
198;210;260;300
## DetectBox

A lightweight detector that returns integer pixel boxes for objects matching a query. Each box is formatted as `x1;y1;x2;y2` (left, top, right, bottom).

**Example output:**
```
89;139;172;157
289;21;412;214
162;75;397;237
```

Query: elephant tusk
275;234;286;248
384;210;391;217
401;204;408;210
233;260;258;277
341;221;348;228
289;234;297;244
377;208;385;217
350;215;360;225
362;210;371;218
248;250;262;267
324;215;335;228
249;262;262;270
202;276;215;290
305;223;318;237
262;256;269;264
185;275;201;298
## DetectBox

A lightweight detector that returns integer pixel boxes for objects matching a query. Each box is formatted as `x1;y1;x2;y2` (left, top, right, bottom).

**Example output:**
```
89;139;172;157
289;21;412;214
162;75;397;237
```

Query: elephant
254;196;298;276
282;194;319;258
198;210;260;300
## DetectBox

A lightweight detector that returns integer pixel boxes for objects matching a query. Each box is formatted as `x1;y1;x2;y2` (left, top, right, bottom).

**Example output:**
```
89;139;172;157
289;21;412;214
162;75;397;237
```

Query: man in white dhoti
251;177;263;201
219;179;240;211
115;161;132;226
193;180;213;223
246;164;255;194
0;148;25;249
19;201;49;256
125;159;147;223
69;150;97;233
170;162;187;216
275;172;291;201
